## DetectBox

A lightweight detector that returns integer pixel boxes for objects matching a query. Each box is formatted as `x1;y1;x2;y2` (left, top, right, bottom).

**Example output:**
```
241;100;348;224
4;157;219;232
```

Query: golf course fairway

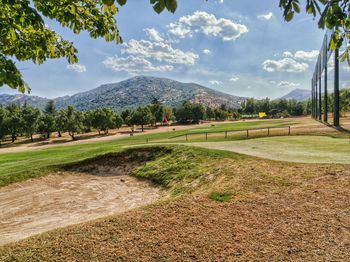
189;136;350;164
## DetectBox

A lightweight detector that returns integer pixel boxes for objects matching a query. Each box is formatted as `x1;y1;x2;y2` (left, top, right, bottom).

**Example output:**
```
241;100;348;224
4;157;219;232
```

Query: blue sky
2;0;330;99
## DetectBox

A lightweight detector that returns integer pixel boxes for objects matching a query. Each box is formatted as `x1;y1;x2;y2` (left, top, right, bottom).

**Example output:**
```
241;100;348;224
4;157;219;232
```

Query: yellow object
259;112;267;118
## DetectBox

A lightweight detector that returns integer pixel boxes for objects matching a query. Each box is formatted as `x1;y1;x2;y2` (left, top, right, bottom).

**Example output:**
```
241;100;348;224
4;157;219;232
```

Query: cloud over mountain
168;11;248;41
262;58;309;73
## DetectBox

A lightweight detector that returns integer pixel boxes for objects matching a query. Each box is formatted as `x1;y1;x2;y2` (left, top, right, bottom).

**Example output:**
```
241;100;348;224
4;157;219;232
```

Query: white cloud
122;39;198;65
257;12;273;20
277;81;300;88
168;11;248;41
282;51;293;58
203;49;212;55
217;0;224;3
103;55;173;74
229;76;239;82
294;50;319;61
283;50;319;61
66;64;86;73
143;28;164;42
209;80;222;85
262;58;309;73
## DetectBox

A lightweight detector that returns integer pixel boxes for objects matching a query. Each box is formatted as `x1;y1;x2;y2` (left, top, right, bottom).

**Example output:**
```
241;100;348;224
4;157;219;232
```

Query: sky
1;0;332;99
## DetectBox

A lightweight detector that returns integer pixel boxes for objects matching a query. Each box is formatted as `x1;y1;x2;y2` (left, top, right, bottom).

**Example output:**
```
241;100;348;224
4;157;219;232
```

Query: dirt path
0;172;160;245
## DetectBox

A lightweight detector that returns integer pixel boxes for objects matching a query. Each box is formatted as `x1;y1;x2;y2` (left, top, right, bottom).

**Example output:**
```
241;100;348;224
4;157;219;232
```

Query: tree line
1;95;333;145
322;89;350;115
0;98;242;144
241;98;311;117
0;101;124;143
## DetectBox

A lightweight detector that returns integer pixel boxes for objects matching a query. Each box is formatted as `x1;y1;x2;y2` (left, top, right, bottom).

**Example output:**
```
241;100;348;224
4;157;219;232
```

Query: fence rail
144;126;291;143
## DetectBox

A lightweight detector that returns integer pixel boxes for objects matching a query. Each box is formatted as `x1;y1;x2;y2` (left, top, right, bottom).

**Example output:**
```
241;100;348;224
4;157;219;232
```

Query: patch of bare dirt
0;168;160;245
1;159;349;261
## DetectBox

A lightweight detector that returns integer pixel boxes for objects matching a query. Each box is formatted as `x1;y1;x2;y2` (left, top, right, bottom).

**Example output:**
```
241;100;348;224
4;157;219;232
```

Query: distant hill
281;88;310;101
0;76;246;111
0;94;50;109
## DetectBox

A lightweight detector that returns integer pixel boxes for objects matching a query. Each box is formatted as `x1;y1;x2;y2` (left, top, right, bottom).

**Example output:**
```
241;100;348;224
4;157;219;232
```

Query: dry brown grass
1;152;349;261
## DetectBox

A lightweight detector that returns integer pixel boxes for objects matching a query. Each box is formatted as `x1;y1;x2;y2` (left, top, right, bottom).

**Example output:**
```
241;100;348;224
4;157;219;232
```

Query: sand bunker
0;170;160;245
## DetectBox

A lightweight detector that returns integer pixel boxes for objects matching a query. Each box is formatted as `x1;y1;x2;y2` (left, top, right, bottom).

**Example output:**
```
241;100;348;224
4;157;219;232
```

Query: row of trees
322;89;350;115
0;102;124;143
4;94;344;144
241;90;350;118
241;98;310;117
0;99;243;144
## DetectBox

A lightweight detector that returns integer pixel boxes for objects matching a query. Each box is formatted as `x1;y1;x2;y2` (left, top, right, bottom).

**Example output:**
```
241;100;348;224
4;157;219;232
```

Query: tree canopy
280;0;350;60
0;0;177;92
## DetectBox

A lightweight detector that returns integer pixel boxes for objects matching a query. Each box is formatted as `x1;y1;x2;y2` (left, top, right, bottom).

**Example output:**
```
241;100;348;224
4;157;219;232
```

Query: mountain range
281;88;310;101
0;76;247;112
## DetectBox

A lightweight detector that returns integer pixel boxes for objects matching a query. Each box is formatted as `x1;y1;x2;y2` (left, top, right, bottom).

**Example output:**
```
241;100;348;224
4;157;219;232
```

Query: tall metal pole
312;76;316;119
323;47;328;122
315;73;318;119
334;48;340;126
311;78;314;118
318;56;322;121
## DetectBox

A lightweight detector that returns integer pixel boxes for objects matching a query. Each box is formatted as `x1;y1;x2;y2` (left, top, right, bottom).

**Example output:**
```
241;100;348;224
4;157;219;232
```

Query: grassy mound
64;145;242;196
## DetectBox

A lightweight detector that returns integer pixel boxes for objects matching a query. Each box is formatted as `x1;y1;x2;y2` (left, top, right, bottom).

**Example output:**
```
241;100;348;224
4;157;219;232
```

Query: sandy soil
0;170;160;245
1;162;349;261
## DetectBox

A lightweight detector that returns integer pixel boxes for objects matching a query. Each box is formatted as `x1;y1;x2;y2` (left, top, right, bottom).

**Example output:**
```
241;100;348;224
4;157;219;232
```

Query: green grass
185;120;292;134
189;136;350;164
124;119;292;143
130;146;242;195
0;119;290;187
0;142;122;187
208;192;233;202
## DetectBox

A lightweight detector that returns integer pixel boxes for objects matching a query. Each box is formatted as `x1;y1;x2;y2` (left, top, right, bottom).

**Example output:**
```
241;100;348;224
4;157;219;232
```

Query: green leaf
103;0;115;6
152;0;166;14
165;0;177;13
285;11;294;22
117;0;127;5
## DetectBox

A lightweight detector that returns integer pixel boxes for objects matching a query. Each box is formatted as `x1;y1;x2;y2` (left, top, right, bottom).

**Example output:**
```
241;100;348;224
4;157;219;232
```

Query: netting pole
315;74;318;119
334;48;340;127
318;55;322;121
323;36;328;123
311;78;314;118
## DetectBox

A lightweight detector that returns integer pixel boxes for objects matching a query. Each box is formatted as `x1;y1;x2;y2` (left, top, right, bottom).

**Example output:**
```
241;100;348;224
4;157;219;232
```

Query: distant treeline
241;88;350;118
322;88;350;115
240;98;311;117
0;95;328;144
0;98;234;143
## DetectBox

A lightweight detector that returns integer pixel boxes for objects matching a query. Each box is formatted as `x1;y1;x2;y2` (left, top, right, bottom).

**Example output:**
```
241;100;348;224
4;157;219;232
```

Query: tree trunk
98;130;101;135
70;132;75;140
141;125;144;132
47;132;50;139
30;134;34;142
58;131;62;137
11;133;16;143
